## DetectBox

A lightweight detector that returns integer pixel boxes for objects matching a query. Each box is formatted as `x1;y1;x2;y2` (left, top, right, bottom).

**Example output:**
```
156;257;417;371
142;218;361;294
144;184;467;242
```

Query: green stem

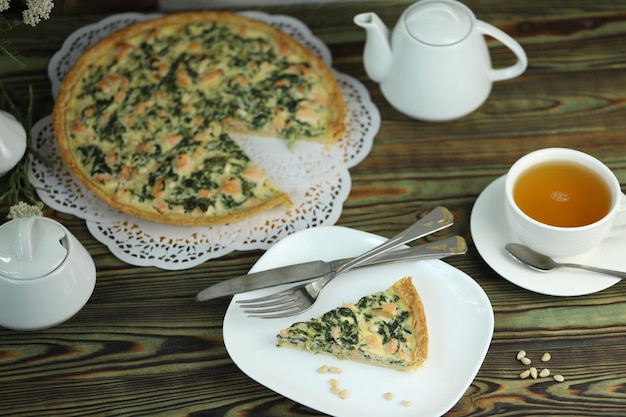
0;17;25;68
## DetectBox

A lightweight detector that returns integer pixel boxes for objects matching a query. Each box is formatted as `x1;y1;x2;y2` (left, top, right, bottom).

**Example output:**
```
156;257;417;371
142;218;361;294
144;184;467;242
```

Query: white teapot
0;217;96;331
354;0;527;121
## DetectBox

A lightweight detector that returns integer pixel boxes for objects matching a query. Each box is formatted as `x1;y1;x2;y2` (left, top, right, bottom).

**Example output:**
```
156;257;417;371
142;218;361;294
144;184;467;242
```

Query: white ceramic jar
0;217;96;331
0;110;27;177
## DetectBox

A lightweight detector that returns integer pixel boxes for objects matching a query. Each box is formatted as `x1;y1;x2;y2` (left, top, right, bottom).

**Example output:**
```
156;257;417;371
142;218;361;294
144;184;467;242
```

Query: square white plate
223;226;493;417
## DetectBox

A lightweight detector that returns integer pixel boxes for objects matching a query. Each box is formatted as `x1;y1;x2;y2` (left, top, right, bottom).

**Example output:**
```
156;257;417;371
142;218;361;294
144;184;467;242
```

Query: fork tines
236;291;309;318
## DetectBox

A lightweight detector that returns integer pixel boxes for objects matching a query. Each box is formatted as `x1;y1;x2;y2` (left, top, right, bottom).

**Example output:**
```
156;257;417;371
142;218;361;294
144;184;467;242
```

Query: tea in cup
504;148;626;258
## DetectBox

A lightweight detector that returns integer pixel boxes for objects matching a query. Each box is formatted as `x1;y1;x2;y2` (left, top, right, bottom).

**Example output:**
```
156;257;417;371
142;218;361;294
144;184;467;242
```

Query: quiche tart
53;12;346;225
276;277;429;371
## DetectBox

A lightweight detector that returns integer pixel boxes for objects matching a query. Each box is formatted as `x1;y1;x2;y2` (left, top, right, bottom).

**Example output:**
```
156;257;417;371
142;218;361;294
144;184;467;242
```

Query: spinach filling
77;145;112;177
286;307;359;354
76;17;325;154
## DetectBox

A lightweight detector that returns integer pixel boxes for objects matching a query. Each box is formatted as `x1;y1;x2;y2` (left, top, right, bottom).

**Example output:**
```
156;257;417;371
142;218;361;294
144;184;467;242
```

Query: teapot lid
0;217;68;280
403;0;472;46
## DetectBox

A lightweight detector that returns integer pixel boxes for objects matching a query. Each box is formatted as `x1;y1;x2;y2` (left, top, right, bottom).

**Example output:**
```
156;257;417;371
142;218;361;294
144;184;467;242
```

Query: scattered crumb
316;364;417;406
317;364;341;374
327;378;348;399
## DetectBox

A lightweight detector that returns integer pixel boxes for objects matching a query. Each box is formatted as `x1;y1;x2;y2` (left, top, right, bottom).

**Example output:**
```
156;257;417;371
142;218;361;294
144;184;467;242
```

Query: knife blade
197;206;455;301
195;235;466;301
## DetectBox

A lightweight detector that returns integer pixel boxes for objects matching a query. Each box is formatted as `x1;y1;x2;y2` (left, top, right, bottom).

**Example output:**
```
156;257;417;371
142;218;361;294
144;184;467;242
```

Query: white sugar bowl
0;110;27;177
0;217;96;331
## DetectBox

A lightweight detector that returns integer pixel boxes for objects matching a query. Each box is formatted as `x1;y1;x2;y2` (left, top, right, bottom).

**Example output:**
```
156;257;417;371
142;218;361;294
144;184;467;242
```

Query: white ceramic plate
223;226;494;417
471;175;622;296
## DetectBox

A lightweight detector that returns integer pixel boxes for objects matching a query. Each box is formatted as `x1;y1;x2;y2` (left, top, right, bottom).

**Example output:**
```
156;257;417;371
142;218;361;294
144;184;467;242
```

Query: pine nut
329;366;342;374
519;369;531;379
383;392;394;400
317;365;329;374
339;389;349;399
541;352;551;362
331;385;341;395
400;400;412;407
330;378;339;387
530;367;538;379
517;350;527;360
539;368;550;378
553;374;565;383
521;357;532;365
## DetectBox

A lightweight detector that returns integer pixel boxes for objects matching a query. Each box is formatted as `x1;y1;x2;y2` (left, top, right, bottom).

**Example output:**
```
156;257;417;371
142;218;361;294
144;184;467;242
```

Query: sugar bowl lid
0;217;68;280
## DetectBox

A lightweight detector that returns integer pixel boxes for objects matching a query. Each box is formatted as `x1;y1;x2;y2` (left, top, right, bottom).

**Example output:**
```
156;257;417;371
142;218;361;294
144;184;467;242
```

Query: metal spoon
505;243;626;279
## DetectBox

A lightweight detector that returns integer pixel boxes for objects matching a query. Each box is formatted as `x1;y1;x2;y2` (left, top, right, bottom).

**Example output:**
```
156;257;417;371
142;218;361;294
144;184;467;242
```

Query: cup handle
611;193;626;230
476;20;528;82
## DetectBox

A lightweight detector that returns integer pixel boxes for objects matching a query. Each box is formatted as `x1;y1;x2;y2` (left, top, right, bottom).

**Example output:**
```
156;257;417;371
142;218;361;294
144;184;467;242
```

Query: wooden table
1;1;626;415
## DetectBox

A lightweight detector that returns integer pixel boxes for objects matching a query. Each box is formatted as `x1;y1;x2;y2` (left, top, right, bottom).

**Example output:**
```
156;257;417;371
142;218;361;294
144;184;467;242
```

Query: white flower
0;0;54;26
22;0;54;27
7;201;44;219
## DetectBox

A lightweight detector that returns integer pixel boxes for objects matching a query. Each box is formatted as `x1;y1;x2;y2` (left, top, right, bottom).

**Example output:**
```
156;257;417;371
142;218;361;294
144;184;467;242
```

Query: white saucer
470;175;623;296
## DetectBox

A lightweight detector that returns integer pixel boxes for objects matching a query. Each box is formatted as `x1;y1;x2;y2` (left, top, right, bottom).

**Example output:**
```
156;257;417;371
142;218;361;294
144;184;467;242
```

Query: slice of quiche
276;277;428;371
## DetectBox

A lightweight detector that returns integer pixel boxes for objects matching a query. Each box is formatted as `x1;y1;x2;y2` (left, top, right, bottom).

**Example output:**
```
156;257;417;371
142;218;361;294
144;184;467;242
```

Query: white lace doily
30;12;380;270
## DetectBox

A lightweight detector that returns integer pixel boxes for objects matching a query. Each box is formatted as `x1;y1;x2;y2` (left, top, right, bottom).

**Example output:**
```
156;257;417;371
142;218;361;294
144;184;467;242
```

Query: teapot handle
476;20;528;82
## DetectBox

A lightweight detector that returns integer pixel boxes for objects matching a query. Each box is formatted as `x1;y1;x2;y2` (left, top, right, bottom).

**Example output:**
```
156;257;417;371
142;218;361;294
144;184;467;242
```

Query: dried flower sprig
7;200;43;219
0;0;54;27
1;0;54;67
22;0;54;27
0;1;54;212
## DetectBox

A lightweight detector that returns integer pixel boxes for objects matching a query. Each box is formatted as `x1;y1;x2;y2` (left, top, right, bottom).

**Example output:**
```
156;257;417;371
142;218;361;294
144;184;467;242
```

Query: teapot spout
354;12;392;83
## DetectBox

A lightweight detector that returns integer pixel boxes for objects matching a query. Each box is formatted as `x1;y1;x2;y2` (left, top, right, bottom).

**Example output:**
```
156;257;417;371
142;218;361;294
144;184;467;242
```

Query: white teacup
504;148;626;258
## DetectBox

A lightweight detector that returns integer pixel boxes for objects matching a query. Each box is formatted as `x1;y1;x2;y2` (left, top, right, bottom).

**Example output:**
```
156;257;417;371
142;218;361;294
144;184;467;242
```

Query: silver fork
237;206;455;318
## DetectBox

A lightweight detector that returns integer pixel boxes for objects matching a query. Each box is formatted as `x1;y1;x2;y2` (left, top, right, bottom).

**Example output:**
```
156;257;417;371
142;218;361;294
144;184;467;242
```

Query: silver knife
197;207;455;301
196;234;466;301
